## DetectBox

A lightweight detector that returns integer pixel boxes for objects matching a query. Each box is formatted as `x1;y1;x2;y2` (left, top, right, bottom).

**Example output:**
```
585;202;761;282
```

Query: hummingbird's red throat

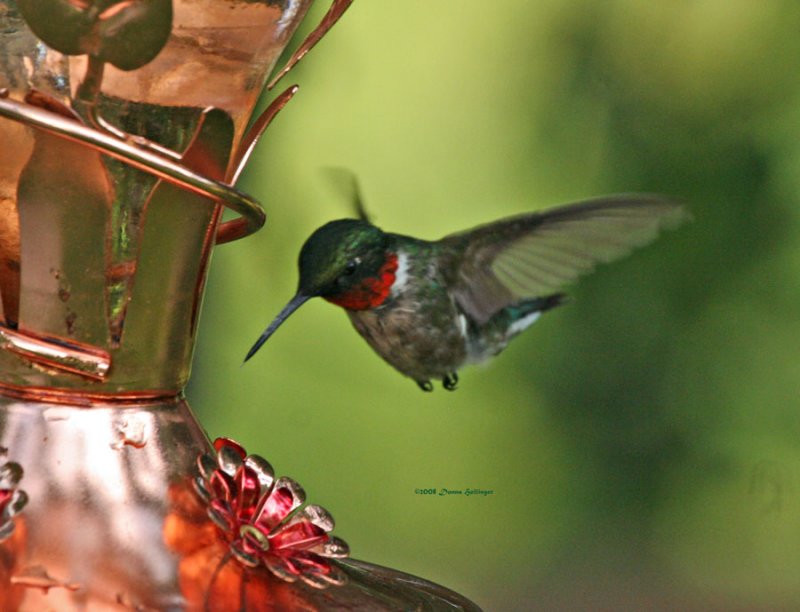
325;252;399;310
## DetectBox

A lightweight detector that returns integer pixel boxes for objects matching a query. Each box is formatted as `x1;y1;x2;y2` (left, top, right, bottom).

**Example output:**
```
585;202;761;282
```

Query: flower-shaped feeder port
0;458;27;542
194;438;348;589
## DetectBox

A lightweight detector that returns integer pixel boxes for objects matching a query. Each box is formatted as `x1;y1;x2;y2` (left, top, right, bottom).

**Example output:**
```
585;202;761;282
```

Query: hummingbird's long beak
243;294;311;363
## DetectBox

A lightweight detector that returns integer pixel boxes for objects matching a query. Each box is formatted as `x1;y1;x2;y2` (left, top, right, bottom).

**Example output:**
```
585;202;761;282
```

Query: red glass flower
193;438;349;589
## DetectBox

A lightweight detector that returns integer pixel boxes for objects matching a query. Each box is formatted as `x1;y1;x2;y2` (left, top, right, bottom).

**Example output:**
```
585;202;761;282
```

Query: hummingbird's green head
244;219;397;363
297;219;390;300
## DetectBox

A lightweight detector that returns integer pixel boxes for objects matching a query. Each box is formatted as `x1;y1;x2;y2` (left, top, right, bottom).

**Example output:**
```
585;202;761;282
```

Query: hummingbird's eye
344;257;360;276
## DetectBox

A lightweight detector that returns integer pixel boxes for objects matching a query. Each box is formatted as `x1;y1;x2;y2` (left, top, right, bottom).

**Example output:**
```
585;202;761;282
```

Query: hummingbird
244;194;686;391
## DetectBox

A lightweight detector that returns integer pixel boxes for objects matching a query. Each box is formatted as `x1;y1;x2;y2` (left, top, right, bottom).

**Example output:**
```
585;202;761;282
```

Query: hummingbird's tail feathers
441;195;687;324
502;293;566;337
467;293;566;362
534;292;568;313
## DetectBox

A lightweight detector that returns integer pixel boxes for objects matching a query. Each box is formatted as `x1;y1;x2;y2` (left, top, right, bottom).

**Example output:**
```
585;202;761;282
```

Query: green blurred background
189;2;800;609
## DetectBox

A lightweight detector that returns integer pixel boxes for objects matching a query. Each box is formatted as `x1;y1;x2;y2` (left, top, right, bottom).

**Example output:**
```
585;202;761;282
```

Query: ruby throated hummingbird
244;193;686;391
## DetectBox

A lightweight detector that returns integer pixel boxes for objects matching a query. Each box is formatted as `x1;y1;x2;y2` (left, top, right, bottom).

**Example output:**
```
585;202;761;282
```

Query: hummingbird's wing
439;195;687;324
320;167;371;222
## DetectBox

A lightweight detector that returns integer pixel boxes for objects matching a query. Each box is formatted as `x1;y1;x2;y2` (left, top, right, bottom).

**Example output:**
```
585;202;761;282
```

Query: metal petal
309;535;350;559
243;454;274;492
216;445;244;477
230;539;260;568
0;462;22;489
208;499;236;534
268;519;327;552
8;489;27;516
0;520;15;542
192;476;211;503
318;563;348;586
264;557;299;583
292;552;342;588
301;504;334;531
297;570;331;590
213;437;246;456
196;453;217;480
208;470;234;502
234;464;262;521
254;477;305;532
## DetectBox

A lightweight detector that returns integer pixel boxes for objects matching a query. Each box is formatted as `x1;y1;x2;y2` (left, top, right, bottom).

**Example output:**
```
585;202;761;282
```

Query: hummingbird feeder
0;0;479;609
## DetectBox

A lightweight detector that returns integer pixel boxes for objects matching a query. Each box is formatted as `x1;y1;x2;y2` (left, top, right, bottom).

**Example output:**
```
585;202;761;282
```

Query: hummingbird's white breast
390;251;410;297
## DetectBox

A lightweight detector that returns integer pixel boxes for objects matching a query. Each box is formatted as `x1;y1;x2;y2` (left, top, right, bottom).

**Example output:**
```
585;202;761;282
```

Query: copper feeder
0;1;479;609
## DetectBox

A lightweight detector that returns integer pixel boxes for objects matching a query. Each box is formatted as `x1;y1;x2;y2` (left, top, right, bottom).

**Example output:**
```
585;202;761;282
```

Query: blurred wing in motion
321;166;371;222
439;195;688;323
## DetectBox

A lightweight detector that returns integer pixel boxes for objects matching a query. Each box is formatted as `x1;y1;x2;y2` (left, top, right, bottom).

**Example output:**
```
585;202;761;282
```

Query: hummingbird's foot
417;380;434;392
442;372;458;391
